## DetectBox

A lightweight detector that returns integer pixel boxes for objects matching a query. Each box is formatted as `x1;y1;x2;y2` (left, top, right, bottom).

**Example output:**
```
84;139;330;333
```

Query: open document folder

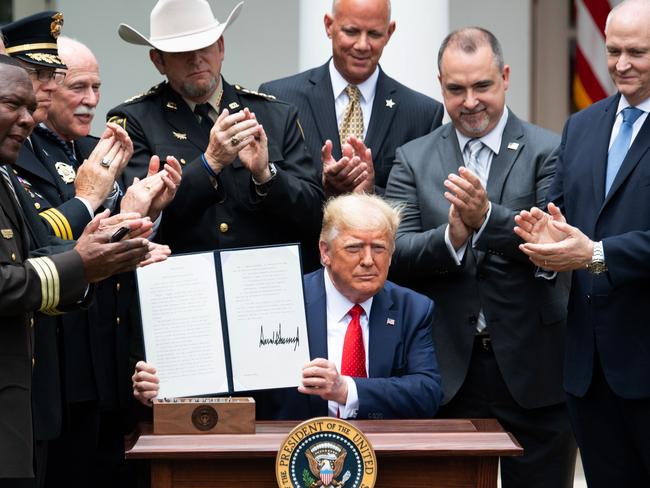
136;244;310;398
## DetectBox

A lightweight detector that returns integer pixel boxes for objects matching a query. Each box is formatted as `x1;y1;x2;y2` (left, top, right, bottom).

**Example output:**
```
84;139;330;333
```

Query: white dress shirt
323;268;372;418
329;59;379;141
608;96;650;150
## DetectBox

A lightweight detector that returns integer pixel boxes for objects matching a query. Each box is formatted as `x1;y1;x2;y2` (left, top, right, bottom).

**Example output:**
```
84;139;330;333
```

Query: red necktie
341;304;367;378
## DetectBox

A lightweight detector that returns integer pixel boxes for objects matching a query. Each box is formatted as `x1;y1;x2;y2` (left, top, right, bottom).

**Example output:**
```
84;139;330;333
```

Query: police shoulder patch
234;84;277;100
123;82;164;104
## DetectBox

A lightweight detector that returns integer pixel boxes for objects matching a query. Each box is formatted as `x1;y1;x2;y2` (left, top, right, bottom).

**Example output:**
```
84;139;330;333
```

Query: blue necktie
606;106;644;195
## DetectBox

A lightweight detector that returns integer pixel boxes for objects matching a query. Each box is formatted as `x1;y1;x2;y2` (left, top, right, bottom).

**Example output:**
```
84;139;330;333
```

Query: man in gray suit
385;28;576;488
259;0;443;196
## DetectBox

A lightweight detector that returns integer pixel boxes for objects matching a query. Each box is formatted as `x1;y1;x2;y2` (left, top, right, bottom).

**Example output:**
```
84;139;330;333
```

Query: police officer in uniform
107;0;324;271
3;15;175;487
0;55;154;487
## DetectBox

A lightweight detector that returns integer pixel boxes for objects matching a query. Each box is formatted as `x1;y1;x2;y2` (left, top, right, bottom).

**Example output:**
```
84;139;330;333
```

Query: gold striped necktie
339;84;364;144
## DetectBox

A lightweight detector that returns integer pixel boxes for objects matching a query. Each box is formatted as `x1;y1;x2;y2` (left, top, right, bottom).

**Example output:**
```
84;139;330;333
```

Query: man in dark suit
385;28;576;488
107;0;323;271
0;56;153;485
259;0;443;196
132;193;442;420
515;1;650;485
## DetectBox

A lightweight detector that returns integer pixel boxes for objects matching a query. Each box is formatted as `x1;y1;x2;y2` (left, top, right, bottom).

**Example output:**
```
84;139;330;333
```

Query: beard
181;75;218;100
459;104;491;135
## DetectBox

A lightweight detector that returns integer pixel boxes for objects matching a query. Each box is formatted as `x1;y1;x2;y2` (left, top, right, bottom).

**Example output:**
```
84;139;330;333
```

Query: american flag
574;0;619;109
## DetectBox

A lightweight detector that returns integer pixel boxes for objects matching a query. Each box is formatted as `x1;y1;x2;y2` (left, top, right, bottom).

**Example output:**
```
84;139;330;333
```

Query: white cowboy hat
118;0;243;53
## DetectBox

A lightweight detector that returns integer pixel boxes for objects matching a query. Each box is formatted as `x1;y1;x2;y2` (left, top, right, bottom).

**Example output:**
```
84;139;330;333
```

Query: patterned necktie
341;304;367;378
339;85;364;144
194;103;214;137
606;106;644;196
0;165;22;209
464;138;489;187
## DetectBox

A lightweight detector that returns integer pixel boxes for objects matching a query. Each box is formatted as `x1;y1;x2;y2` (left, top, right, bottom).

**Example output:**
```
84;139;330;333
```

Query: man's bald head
325;0;395;85
331;0;391;20
47;36;101;141
605;0;650;106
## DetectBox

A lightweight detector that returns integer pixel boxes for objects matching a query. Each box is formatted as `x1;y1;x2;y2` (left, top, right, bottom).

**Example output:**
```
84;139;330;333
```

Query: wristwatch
586;241;607;274
252;162;277;196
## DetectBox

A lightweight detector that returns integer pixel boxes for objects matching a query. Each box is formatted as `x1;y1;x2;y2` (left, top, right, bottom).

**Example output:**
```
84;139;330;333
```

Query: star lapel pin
507;142;520;150
385;99;396;109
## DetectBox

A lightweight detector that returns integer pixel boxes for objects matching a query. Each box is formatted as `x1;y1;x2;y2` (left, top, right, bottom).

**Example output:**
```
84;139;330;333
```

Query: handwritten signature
259;324;300;351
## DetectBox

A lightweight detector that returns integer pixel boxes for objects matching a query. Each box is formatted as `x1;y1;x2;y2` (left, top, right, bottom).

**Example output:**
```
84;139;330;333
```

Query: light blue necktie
606;106;644;195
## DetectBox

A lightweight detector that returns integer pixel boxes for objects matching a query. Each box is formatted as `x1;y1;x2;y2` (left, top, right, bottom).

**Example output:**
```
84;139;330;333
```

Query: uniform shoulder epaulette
123;82;164;104
234;84;277;100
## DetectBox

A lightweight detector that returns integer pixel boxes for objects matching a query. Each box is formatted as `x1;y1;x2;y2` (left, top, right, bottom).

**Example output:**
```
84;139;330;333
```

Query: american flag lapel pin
386;317;395;326
507;142;519;150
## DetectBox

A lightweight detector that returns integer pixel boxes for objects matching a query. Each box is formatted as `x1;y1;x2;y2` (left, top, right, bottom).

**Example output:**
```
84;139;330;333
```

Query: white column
298;0;450;102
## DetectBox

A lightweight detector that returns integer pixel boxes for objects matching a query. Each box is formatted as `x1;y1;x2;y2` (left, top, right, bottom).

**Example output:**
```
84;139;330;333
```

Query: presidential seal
276;417;376;488
191;405;218;431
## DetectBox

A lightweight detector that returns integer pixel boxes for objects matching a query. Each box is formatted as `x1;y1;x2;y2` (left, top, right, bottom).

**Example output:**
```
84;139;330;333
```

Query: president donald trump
133;193;442;419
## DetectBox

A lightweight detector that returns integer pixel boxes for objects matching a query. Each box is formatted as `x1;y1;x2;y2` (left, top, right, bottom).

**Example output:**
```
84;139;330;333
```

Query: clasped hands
514;202;594;271
444;167;489;249
321;136;374;196
203;107;271;183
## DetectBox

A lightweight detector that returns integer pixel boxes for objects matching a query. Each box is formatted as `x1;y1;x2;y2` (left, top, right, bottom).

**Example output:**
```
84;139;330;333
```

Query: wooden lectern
126;419;522;488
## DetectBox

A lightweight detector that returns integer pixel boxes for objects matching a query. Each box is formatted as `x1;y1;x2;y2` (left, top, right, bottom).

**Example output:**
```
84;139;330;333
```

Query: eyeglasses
23;67;66;85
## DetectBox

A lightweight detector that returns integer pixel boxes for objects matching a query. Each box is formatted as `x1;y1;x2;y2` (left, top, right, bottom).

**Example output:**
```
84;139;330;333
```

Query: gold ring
230;136;241;146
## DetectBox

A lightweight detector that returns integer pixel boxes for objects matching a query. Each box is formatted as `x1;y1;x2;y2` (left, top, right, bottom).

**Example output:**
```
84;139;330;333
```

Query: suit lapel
307;64;342;158
161;83;209;155
304;269;329;416
601;99;650;210
439;124;465;176
14;141;59;191
593;96;619;208
367;287;397;378
485;111;526;201
364;69;397;157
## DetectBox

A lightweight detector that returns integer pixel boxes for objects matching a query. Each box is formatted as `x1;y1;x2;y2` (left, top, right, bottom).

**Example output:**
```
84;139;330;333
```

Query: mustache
74;105;96;116
460;104;486;115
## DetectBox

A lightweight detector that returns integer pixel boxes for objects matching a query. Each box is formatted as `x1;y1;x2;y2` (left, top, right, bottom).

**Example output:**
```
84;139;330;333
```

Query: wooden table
126;419;522;487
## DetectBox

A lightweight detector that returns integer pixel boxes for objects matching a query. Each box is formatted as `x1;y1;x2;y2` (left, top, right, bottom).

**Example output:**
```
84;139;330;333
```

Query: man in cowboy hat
107;0;324;271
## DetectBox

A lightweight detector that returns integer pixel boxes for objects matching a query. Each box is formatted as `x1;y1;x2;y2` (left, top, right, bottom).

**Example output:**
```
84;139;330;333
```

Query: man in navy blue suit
133;193;442;419
259;0;443;196
515;1;650;485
